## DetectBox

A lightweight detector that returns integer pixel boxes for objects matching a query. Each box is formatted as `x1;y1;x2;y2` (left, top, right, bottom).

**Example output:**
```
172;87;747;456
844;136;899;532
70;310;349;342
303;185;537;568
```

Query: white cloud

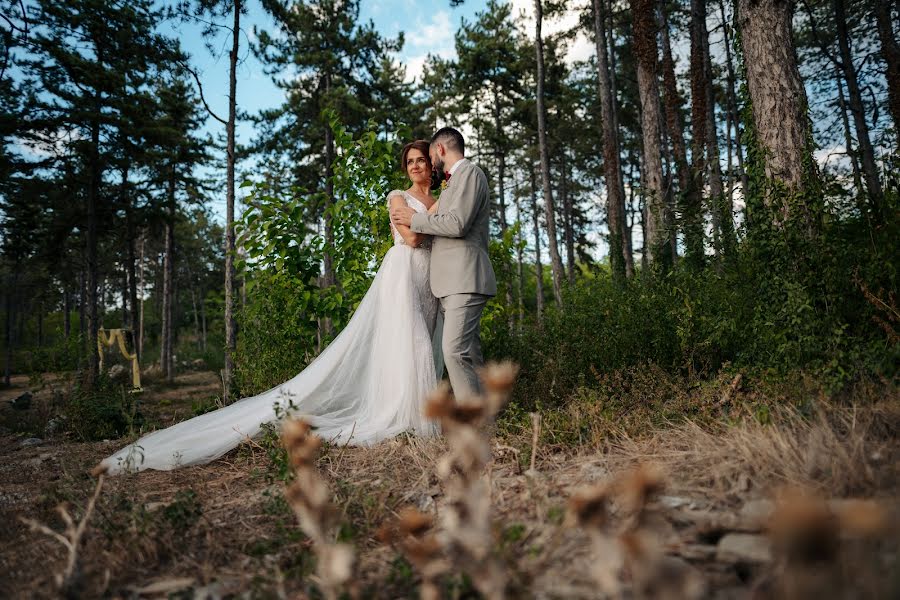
403;54;427;83
397;10;457;84
511;0;594;66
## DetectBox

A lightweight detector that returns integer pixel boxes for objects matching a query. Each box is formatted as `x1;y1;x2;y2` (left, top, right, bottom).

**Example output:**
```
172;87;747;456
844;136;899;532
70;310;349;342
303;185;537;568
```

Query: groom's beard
432;156;445;174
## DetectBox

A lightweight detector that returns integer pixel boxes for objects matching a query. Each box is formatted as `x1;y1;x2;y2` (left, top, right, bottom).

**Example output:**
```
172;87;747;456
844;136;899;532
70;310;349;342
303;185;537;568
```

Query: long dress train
101;191;441;474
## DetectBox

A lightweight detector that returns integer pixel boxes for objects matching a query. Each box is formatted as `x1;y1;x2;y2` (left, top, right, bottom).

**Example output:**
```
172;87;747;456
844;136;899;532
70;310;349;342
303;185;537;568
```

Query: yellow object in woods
97;328;142;390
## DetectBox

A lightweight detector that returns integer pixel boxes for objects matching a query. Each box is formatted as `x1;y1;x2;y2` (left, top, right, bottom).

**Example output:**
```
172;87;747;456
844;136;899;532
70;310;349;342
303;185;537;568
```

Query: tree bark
162;164;177;383
718;0;748;210
738;0;816;211
4;280;13;386
124;172;140;362
688;0;711;266
593;0;628;282
659;1;690;263
836;69;866;205
834;0;884;218
534;0;565;306
139;236;145;359
223;0;240;401
631;0;666;264
321;72;336;345
530;167;544;322
63;288;71;339
874;0;900;145
514;184;525;329
79;269;86;338
85;93;101;385
200;287;207;352
560;154;576;284
700;9;732;257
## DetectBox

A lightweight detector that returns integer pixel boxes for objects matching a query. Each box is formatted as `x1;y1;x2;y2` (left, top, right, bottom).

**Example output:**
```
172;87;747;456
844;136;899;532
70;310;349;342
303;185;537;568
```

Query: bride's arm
427;200;439;215
389;195;428;247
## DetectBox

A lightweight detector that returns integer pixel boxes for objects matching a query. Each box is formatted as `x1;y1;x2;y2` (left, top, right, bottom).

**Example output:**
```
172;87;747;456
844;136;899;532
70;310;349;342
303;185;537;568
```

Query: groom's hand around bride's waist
390;205;416;227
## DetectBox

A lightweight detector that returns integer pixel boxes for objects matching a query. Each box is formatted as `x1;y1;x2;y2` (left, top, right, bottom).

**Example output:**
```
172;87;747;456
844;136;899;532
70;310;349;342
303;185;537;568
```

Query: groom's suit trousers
440;292;489;400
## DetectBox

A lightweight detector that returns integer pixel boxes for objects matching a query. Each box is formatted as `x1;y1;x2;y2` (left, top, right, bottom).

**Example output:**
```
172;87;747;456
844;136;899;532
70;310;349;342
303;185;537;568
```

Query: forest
0;0;897;597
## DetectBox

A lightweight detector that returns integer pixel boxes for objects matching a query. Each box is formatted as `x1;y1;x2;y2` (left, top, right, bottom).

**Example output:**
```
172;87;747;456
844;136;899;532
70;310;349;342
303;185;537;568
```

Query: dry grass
0;369;896;598
600;402;899;503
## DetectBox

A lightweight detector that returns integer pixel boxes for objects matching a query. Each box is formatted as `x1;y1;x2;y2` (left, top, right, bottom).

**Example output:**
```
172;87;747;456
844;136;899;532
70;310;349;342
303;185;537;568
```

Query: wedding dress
101;191;442;474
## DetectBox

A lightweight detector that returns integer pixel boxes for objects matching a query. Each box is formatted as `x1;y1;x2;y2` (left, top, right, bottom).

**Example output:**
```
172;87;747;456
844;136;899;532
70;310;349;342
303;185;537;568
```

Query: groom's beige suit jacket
409;158;497;299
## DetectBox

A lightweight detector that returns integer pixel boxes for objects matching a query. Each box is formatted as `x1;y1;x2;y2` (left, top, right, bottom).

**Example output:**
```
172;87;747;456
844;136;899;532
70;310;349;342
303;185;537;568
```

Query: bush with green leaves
235;114;411;395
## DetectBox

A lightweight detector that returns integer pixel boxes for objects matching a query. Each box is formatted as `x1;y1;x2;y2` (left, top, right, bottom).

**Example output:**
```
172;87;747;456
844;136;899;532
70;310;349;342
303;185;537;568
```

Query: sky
168;0;607;232
170;0;490;147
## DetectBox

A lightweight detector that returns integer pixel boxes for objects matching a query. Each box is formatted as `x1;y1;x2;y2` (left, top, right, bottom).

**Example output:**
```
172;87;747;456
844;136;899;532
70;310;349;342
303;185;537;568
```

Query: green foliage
67;375;143;442
235;116;409;395
161;489;203;531
491;203;899;415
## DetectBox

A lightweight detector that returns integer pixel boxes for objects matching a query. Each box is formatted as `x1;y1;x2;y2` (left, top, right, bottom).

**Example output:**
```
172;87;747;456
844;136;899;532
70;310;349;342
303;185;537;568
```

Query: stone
716;533;772;564
20;437;43;447
10;392;31;410
107;363;129;381
739;499;774;530
670;543;718;562
130;577;196;595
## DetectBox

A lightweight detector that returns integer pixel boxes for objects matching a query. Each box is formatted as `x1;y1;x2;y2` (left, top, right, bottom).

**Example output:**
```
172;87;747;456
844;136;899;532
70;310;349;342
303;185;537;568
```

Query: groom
390;127;496;399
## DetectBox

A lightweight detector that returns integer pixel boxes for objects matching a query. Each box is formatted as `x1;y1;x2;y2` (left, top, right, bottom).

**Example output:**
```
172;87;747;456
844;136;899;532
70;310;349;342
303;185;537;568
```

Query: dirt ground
1;371;897;599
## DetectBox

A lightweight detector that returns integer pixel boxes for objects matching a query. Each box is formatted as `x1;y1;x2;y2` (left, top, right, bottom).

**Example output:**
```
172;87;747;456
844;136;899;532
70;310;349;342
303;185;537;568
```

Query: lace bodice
388;190;432;249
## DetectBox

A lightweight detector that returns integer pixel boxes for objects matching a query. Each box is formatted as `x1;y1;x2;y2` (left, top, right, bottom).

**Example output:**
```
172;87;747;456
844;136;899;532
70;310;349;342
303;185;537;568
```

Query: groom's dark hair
431;127;465;155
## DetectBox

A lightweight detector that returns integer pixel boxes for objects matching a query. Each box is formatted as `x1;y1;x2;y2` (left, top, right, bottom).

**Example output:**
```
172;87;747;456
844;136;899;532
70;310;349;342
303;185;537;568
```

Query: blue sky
168;0;491;147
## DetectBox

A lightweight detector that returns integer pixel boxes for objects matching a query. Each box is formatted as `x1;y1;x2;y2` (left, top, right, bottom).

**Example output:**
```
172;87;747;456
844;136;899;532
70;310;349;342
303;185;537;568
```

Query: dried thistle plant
20;464;108;597
281;418;355;600
418;361;519;600
378;507;449;600
754;486;895;600
567;464;704;600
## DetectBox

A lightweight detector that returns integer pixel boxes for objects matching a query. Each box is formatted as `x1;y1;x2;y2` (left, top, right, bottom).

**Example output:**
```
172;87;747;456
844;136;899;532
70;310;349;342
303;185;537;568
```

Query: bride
101;140;443;474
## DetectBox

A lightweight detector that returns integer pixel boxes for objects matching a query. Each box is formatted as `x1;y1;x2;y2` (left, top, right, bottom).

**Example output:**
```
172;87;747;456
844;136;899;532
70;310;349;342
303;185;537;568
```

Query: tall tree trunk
162;164;177;383
321;77;336;346
834;0;884;218
79;269;86;338
659;1;690;262
560;154;576;284
200;287;207;352
631;0;666;264
85;96;101;385
738;0;817;220
874;0;900;145
4;280;13;386
191;286;201;351
530;168;545;322
700;14;732;257
124;177;140;362
534;0;565;306
139;236;145;359
494;86;514;326
223;0;240;402
718;0;748;210
37;302;43;347
688;0;711;266
514;185;525;329
625;155;637;273
593;0;628;281
836;70;866;206
63;288;71;339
